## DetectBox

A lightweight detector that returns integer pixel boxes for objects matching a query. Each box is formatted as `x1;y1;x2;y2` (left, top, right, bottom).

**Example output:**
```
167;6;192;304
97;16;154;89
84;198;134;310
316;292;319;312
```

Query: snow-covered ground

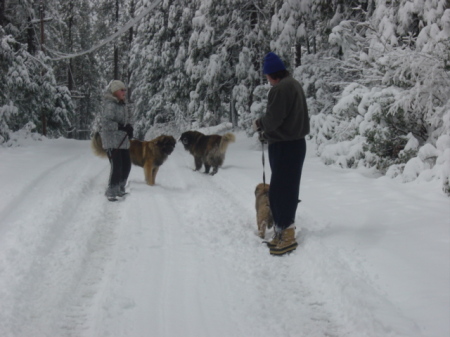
0;130;449;337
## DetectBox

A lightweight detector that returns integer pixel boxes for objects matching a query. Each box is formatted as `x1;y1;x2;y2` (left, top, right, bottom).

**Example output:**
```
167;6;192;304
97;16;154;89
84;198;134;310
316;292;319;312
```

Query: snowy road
0;132;449;337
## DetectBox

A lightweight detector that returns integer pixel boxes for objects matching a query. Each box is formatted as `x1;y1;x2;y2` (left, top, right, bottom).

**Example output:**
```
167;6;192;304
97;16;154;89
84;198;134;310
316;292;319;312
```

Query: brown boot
263;231;281;248
269;227;298;256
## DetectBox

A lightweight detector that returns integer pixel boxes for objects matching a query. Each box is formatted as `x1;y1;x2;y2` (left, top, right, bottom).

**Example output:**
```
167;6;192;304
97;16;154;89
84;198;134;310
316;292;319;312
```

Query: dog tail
91;132;107;158
219;132;236;153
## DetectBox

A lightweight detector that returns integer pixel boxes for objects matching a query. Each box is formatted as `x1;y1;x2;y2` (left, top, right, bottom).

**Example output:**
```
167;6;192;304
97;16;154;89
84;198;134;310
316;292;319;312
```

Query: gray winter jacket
99;92;132;150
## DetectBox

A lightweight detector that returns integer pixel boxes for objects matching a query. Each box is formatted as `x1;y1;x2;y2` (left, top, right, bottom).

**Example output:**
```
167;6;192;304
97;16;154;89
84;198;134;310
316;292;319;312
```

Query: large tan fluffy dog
255;183;273;238
91;132;176;185
179;130;235;175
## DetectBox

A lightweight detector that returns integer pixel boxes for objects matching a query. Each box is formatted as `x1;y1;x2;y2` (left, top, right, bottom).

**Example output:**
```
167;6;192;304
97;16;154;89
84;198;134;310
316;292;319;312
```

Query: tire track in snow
292;218;422;337
0;148;124;336
0;137;424;337
129;145;343;337
165;138;417;337
82;146;241;337
0;153;83;236
190;171;346;336
170;183;342;336
56;198;126;336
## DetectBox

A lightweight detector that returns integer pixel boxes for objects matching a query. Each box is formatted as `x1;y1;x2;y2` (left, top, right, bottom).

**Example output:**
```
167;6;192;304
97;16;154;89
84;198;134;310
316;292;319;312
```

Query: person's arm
118;123;133;138
102;101;127;130
100;102;118;132
259;85;289;133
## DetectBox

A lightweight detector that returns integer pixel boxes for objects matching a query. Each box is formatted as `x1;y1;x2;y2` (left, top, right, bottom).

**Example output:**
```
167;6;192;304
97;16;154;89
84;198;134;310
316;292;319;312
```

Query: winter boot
105;185;120;202
269;227;298;256
118;181;128;197
264;231;282;248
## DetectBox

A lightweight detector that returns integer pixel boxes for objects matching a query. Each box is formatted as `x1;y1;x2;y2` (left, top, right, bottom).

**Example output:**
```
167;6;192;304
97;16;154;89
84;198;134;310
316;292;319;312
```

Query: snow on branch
46;0;163;61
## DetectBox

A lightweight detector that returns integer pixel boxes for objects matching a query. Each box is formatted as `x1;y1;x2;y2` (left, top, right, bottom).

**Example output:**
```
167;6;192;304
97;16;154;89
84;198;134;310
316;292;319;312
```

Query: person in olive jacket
253;52;310;255
99;80;134;201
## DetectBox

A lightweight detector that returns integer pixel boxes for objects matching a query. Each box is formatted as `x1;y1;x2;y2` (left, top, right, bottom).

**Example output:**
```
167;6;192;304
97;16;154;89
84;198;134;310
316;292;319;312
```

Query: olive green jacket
258;76;310;144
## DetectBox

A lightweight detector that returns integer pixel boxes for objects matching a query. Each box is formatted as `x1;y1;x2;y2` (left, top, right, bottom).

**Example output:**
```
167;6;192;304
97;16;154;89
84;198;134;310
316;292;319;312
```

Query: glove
118;123;134;139
258;131;268;144
124;124;133;139
252;119;261;132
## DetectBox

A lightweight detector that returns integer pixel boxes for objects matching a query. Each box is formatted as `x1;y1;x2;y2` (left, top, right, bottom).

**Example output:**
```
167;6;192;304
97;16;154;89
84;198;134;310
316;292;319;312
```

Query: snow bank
2;122;44;147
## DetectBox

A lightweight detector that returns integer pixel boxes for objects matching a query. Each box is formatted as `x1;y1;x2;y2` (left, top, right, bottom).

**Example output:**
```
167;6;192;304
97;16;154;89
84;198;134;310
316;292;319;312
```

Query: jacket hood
103;92;123;104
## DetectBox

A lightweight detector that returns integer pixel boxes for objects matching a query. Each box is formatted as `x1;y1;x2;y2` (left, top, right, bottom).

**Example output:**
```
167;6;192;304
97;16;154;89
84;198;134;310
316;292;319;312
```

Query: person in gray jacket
99;80;134;201
253;52;310;255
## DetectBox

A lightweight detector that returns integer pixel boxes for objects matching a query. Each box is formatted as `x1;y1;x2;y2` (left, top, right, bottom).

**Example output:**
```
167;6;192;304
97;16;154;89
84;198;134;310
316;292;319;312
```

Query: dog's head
155;135;176;155
255;183;270;197
179;131;203;151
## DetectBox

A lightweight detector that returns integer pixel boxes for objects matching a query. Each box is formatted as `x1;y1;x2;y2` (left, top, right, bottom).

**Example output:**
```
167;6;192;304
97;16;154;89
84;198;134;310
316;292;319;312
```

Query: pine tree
92;0;132;82
130;0;197;137
310;0;450;187
51;0;103;139
0;1;74;142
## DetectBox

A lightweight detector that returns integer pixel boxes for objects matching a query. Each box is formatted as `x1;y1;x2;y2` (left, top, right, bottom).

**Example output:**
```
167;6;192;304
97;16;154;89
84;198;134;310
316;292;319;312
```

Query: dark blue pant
106;149;131;191
268;138;306;230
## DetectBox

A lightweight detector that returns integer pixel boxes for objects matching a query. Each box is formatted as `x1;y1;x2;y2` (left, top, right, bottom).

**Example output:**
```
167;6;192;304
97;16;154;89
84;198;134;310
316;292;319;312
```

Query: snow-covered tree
92;0;133;82
0;3;74;143
129;0;197;137
309;2;450;194
49;0;104;139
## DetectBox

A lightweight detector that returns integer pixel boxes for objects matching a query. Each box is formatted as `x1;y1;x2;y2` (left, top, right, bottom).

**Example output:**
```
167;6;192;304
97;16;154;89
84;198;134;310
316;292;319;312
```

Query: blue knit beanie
263;52;286;75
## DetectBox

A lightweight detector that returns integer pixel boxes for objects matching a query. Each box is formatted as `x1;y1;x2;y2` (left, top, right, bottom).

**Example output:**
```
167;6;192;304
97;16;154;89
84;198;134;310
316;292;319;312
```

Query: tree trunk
114;0;119;79
67;3;74;91
27;17;37;54
127;0;135;100
40;1;46;136
296;42;302;66
68;60;74;91
0;0;6;27
312;20;317;54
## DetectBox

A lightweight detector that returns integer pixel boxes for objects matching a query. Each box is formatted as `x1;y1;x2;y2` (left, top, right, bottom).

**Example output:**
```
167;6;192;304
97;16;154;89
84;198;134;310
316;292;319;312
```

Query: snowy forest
1;0;449;194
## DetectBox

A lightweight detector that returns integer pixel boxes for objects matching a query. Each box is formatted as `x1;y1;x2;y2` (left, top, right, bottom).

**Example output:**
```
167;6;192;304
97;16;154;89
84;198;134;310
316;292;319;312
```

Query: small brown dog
255;183;273;238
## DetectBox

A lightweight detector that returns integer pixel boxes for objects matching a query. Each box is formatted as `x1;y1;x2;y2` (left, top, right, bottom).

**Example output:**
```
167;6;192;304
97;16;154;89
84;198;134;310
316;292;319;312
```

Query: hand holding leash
258;131;267;144
252;119;267;144
118;123;134;139
252;119;261;132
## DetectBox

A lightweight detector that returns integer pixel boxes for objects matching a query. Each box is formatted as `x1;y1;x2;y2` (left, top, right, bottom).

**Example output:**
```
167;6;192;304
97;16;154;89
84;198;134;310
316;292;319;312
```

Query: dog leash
111;133;129;159
260;132;266;186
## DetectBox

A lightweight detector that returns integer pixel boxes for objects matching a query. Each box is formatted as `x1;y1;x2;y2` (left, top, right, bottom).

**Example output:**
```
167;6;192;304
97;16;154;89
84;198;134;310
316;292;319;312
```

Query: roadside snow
0;132;448;337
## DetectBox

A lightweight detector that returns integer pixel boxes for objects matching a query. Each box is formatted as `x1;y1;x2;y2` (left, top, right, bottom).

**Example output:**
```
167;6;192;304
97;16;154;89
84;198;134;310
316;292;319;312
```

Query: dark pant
106;149;131;193
268;138;306;230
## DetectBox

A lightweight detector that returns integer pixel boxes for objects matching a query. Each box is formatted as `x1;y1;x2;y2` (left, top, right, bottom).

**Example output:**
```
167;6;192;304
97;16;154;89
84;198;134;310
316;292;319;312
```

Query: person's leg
267;139;307;255
275;138;306;229
119;149;131;195
267;143;279;226
106;149;123;200
268;139;306;228
265;141;285;248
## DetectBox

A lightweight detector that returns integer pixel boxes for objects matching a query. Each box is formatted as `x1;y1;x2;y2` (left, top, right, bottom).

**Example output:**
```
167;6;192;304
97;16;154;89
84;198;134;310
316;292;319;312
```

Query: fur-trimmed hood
103;91;124;104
